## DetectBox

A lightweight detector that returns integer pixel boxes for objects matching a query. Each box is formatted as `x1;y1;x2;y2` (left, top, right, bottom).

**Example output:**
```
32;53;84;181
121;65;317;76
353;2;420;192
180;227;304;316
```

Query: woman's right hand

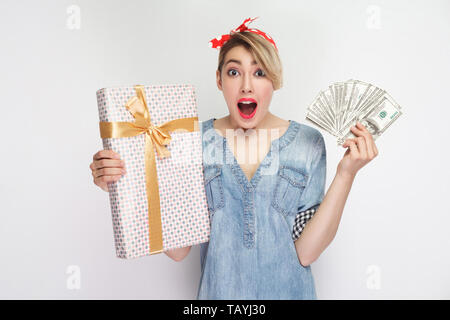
90;149;126;192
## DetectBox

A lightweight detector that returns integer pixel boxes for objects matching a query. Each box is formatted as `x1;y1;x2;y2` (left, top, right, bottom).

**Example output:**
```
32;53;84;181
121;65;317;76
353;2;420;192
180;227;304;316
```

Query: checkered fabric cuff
292;206;319;241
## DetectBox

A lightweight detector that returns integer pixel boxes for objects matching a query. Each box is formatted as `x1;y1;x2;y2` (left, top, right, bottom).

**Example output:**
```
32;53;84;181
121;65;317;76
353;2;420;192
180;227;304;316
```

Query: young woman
89;17;378;299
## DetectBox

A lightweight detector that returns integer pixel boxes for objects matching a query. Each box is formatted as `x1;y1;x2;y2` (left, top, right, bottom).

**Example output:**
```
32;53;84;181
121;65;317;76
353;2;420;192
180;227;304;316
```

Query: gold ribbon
99;85;199;254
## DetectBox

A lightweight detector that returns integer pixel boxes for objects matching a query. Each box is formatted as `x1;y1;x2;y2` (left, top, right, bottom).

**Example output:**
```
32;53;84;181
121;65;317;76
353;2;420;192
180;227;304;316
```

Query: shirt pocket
271;166;308;217
203;164;225;216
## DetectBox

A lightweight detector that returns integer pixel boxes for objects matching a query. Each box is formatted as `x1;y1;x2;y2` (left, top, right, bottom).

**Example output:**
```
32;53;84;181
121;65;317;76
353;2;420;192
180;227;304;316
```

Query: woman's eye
256;69;266;77
228;69;238;76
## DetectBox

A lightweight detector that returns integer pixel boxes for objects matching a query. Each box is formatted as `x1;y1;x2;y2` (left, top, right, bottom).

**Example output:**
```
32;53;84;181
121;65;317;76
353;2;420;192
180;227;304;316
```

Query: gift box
96;84;210;259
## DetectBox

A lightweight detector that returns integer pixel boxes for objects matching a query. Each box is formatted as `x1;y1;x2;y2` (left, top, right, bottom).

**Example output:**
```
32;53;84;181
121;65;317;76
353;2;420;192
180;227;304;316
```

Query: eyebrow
224;59;257;66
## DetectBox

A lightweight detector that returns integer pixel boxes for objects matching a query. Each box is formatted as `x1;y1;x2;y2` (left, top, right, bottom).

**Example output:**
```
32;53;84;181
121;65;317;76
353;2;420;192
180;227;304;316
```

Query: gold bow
99;85;199;254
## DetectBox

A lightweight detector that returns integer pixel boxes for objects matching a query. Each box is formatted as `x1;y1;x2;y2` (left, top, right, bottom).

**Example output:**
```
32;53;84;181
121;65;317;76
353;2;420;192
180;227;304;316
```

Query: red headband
208;17;278;51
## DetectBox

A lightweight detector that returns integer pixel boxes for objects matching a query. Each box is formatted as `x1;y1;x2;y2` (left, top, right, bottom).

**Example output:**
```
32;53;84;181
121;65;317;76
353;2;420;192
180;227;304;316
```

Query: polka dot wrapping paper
96;84;210;259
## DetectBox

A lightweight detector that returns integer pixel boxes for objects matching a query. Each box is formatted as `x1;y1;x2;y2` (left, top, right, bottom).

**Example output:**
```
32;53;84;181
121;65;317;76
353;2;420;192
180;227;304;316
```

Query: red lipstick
237;98;258;119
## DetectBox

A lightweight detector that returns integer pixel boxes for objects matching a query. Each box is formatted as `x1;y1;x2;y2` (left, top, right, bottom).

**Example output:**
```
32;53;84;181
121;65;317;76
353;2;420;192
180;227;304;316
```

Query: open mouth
237;101;258;119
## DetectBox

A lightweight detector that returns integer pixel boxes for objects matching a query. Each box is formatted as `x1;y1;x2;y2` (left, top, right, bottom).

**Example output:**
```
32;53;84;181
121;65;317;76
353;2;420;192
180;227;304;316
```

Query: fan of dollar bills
305;79;402;145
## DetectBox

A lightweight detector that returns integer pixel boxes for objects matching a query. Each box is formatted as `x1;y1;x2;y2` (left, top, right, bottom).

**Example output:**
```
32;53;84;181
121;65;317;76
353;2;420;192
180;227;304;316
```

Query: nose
240;73;253;94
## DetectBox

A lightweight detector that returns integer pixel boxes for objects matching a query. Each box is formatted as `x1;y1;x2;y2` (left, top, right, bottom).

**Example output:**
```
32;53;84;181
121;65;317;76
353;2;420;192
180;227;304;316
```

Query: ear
216;70;222;91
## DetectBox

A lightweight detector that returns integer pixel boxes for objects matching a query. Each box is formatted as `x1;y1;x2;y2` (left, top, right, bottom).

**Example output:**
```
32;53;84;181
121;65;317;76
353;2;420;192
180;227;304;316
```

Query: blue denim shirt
196;118;326;300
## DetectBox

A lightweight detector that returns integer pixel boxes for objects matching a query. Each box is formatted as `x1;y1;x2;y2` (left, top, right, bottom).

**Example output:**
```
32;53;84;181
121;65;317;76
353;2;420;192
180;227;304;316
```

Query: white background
1;0;449;299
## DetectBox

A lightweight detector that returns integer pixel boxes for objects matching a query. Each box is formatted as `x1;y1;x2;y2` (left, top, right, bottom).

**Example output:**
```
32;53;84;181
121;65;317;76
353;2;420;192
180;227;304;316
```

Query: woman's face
216;45;274;129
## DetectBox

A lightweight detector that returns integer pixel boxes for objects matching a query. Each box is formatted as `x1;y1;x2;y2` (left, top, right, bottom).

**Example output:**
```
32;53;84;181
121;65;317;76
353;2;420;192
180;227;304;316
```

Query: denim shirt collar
203;118;300;191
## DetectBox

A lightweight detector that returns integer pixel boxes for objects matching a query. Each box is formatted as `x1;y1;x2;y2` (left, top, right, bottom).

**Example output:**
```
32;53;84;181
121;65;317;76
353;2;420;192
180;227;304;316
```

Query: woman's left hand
337;121;379;179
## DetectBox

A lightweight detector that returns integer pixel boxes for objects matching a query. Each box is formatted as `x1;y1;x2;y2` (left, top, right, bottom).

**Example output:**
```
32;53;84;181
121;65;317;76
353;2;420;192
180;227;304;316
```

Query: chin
235;115;263;130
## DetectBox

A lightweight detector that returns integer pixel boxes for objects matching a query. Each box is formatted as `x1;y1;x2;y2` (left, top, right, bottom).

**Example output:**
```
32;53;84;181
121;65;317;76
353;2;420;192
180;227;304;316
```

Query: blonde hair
217;31;283;90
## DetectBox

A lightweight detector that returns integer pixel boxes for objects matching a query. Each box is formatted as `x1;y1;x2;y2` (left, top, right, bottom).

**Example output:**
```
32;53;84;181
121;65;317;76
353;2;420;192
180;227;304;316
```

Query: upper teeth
240;101;254;104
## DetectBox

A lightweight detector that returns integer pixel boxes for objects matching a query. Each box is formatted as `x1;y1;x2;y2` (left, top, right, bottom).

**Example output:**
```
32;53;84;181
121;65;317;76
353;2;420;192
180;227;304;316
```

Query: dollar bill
306;91;339;136
306;105;339;136
321;86;337;129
